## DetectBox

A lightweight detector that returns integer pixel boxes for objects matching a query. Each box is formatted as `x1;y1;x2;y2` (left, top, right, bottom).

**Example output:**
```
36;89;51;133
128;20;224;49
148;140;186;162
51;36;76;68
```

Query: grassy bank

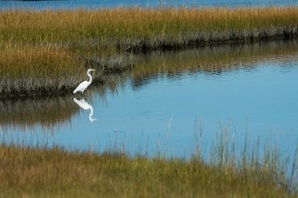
0;43;84;98
2;7;298;50
1;6;298;98
0;143;296;198
0;42;127;99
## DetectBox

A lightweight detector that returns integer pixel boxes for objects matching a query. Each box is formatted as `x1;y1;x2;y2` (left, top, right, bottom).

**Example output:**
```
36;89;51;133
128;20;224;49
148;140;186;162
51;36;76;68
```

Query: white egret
73;97;97;122
73;69;96;94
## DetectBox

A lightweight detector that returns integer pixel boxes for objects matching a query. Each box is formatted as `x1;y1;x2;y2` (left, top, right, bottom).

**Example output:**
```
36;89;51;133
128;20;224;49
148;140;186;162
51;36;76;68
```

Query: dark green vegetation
1;7;298;98
0;143;296;198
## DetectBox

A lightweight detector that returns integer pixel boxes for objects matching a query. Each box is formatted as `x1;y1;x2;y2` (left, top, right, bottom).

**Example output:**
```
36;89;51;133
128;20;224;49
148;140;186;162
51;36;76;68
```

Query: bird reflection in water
73;98;97;122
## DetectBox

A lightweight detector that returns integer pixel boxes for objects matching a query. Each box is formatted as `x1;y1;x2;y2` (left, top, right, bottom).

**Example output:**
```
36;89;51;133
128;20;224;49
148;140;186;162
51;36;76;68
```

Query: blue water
0;0;298;10
1;46;298;164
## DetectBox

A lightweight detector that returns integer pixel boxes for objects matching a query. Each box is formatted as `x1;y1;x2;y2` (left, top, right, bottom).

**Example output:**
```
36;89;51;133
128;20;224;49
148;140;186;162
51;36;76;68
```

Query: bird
73;69;96;94
73;97;97;122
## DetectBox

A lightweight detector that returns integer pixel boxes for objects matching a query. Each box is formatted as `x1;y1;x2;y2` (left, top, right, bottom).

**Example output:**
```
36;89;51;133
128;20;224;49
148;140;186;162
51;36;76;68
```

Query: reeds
0;43;85;98
1;6;298;98
0;138;296;197
1;7;298;51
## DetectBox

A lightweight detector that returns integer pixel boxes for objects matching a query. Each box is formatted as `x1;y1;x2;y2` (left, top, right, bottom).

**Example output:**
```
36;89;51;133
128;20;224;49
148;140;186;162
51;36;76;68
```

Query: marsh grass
0;43;86;98
2;7;298;50
1;6;298;98
0;42;130;98
0;135;296;198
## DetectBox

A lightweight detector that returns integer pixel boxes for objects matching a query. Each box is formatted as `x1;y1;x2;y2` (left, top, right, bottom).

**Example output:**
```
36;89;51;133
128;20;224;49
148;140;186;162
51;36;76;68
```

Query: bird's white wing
73;81;89;94
73;98;92;110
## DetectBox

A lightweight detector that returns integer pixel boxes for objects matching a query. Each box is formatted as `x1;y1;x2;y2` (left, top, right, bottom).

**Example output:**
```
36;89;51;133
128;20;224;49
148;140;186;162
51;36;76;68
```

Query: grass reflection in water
0;97;78;130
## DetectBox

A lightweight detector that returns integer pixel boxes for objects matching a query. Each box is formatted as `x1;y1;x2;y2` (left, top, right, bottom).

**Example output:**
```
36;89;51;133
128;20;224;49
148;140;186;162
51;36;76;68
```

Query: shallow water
1;41;298;163
0;0;297;10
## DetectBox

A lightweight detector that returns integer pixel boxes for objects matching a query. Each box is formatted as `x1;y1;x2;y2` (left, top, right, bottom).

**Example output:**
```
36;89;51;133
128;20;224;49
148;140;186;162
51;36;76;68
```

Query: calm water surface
1;41;298;162
0;0;298;9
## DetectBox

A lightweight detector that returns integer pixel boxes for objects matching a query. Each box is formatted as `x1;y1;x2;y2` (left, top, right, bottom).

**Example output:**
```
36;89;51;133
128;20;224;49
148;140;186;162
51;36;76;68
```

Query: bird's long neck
89;107;96;122
87;70;93;83
89;107;93;118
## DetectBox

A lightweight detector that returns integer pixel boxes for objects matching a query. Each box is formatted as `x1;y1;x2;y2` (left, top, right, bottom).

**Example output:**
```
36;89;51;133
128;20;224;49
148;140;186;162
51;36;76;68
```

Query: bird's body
73;69;96;94
73;81;90;94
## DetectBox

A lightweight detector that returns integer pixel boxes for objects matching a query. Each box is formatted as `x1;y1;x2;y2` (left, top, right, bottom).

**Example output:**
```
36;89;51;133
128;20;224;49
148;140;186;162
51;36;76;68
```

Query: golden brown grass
1;6;298;97
0;43;80;78
0;43;85;98
0;143;295;198
1;7;298;44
